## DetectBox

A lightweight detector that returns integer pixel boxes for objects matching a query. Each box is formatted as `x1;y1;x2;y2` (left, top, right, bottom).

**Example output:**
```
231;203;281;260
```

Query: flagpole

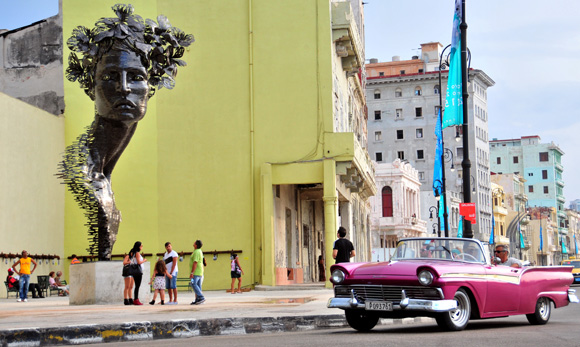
460;0;473;239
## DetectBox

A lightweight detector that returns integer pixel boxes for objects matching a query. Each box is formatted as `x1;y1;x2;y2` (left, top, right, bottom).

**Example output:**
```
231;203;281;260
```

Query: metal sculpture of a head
60;4;194;260
66;4;194;101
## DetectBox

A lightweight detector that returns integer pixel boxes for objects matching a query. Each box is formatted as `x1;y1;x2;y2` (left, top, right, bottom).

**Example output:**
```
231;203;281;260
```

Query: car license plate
365;301;393;311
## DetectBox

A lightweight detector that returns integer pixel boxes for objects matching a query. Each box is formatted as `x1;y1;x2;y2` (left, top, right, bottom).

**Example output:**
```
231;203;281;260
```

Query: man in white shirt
163;242;179;304
494;244;522;268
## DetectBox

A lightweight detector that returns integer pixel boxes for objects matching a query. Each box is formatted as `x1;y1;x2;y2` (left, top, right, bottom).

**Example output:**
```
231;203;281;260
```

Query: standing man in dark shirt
333;227;355;263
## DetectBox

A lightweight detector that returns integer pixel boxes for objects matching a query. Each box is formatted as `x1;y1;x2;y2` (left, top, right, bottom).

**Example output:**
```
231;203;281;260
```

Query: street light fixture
429;205;441;237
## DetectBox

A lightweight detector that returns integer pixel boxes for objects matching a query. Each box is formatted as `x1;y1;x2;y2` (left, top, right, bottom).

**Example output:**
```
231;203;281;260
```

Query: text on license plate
365;301;393;311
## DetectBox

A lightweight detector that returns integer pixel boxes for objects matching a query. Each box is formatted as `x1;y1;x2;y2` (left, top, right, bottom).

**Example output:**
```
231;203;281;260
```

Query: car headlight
418;270;434;286
331;269;345;284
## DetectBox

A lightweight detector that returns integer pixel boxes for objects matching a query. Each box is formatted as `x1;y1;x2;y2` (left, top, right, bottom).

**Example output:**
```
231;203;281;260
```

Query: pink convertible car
328;237;578;331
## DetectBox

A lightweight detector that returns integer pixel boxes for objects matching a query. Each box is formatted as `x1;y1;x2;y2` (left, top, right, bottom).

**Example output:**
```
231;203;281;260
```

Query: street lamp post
429;205;441;237
432;223;439;237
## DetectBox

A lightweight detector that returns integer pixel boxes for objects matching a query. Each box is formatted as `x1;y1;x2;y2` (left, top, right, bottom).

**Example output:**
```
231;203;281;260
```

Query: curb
0;315;435;346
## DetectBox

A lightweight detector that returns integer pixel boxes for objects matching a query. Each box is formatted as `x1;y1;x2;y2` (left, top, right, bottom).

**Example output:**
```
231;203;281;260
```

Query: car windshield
562;260;580;268
391;238;485;263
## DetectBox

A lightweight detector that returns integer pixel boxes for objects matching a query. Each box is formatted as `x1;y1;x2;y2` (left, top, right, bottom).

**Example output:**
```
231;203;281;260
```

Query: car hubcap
451;293;468;326
538;298;549;319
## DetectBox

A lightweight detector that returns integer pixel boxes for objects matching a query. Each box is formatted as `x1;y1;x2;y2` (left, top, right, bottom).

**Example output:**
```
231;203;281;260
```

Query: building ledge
331;1;362;73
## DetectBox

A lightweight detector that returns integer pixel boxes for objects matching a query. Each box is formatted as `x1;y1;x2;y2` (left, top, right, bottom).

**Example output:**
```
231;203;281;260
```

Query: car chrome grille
334;285;442;302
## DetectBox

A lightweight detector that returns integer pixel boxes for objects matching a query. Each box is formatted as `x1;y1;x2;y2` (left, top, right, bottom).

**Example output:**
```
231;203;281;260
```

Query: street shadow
327;319;531;335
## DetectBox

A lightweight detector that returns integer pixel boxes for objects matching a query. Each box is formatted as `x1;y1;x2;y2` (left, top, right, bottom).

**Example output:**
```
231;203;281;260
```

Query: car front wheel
436;289;471;331
526;297;551;325
345;309;379;332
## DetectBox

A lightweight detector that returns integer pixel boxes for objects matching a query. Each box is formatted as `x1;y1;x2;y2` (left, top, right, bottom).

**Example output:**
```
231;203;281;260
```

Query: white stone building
369;159;427;261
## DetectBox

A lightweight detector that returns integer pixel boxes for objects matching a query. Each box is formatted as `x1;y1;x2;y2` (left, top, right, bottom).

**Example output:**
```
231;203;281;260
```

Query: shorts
231;271;241;279
153;276;166;290
165;273;177;289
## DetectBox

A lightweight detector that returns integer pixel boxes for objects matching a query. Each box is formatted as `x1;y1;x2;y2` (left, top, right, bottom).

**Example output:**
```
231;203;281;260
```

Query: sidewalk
0;288;430;346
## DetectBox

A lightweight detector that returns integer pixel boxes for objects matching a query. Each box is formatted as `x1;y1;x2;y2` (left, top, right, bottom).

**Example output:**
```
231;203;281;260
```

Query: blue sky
2;0;579;205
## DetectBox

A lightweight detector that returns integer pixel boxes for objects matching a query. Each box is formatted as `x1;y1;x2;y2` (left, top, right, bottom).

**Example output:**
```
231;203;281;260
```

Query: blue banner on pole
433;110;443;197
443;0;463;129
519;223;525;249
457;216;463;238
489;214;494;244
562;236;568;254
575;234;578;255
539;226;543;251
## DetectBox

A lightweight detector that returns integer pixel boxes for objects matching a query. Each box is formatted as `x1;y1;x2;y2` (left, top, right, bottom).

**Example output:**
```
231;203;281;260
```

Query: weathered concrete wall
0;14;64;115
0;92;65;298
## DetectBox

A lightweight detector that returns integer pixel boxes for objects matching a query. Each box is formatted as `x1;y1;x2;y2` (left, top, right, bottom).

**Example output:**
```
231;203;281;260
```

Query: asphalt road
104;303;580;347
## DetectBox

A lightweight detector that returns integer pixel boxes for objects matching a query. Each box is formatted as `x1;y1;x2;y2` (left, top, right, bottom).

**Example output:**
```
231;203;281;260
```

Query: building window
513;156;518;164
456;147;463;159
544;186;549;194
374;90;381;99
417;150;424;159
418;171;425;181
415;107;422;117
396;108;402;118
529;185;534;193
414;86;422;96
395;88;402;97
496;157;501;164
435;106;441;115
374;110;381;120
375;131;382;141
396;130;404;139
379;72;384;76
528;173;533;177
375;152;383;162
416;128;423;138
539;152;549;162
400;70;405;75
382;186;393;217
542;170;548;179
397;151;405;160
434;85;440;94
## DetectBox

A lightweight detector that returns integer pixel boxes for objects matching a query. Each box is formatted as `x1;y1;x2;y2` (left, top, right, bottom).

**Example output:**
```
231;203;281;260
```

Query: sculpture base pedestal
69;261;150;305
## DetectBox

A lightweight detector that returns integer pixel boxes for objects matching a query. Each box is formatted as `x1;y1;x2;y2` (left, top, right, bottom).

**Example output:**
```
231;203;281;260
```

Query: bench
49;280;68;296
4;281;19;299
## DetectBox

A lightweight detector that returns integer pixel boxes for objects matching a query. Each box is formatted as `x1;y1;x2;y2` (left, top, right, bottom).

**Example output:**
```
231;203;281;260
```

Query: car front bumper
327;297;457;312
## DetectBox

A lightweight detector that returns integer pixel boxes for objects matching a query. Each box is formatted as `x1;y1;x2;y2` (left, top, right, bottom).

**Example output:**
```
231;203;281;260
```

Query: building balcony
559;227;568;235
493;205;508;216
555;162;563;171
520;215;530;225
549;245;557;252
523;240;532;250
331;1;363;74
330;132;376;199
557;195;566;203
556;179;565;187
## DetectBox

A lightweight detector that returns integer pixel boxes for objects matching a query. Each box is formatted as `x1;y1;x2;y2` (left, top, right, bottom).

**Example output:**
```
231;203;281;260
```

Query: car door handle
511;269;519;273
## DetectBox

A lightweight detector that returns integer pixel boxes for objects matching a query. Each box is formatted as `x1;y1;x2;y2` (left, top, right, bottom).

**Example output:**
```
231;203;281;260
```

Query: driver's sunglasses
494;250;505;253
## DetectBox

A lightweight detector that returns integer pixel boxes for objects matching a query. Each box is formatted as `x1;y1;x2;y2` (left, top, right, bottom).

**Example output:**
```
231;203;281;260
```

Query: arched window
395;88;402;97
414;86;422;96
382;186;393;217
374;90;381;99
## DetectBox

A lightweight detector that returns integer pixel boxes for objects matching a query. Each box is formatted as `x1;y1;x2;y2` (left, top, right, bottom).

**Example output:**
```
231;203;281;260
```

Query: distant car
561;259;580;284
328;237;578;332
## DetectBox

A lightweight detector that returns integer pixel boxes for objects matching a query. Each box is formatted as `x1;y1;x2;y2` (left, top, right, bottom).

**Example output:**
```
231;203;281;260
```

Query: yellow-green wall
62;0;334;289
0;93;65;297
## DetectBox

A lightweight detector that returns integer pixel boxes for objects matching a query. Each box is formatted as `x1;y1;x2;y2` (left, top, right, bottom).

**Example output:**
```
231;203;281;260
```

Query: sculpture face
94;49;149;123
